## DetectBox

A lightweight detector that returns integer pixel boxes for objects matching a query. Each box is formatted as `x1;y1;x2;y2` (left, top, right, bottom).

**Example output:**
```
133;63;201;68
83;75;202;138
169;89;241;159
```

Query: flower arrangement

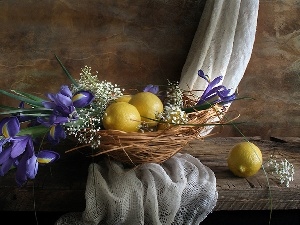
0;56;238;187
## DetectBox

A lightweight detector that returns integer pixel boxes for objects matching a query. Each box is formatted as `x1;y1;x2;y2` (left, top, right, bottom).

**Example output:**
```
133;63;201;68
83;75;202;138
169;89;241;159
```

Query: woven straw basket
79;106;222;166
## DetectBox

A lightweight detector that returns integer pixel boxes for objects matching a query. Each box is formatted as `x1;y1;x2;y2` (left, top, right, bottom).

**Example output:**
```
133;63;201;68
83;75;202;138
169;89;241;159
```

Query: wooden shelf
0;137;299;212
182;137;300;211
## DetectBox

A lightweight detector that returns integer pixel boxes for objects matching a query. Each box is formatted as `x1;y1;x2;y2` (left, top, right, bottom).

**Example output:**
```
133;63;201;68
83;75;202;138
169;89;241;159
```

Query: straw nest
68;105;223;166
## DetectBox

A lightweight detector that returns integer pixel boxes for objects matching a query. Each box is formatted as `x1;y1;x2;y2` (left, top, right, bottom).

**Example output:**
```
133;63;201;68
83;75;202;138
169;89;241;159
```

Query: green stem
54;54;79;87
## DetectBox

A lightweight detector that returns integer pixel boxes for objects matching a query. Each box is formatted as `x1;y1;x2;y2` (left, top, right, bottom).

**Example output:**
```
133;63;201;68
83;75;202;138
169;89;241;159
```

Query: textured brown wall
217;0;300;139
0;0;299;138
0;1;204;95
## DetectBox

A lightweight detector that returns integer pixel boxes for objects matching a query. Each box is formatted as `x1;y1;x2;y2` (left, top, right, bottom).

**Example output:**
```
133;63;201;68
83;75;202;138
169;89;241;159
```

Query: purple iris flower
197;70;236;106
143;84;159;95
0;117;60;186
44;93;77;120
72;90;95;108
42;85;78;121
0;134;36;186
39;85;79;144
37;114;68;145
42;86;94;123
48;124;67;145
39;86;94;144
0;117;36;186
0;117;19;155
12;136;37;186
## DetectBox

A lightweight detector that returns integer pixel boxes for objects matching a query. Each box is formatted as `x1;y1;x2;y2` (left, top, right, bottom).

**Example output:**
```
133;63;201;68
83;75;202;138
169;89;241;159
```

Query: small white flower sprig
156;80;188;129
66;65;123;149
266;155;295;187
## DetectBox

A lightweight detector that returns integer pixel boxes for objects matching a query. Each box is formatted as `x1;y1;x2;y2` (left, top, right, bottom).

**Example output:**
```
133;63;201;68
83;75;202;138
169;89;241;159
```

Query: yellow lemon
102;102;141;132
115;95;132;103
227;142;263;177
129;92;163;127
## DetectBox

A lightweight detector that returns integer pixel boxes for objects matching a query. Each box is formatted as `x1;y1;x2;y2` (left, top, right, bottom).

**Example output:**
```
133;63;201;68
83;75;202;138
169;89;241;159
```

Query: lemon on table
115;95;132;103
129;92;163;127
102;102;141;132
227;141;263;177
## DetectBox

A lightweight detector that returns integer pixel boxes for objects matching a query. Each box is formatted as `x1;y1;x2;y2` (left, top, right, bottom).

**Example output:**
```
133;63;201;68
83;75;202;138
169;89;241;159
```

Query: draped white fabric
179;0;259;99
55;154;218;225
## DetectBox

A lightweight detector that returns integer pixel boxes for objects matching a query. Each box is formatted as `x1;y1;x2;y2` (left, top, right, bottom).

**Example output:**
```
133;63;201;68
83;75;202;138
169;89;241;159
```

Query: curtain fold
179;0;259;98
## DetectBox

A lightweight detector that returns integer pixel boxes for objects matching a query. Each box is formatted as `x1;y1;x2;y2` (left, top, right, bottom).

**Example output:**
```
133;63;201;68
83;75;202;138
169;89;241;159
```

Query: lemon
129;92;163;127
227;142;263;177
115;95;132;103
102;102;141;132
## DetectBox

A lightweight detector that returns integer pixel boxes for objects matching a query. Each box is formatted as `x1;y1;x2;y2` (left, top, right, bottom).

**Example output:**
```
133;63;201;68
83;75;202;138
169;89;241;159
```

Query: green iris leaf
182;102;213;113
11;90;46;102
0;89;44;107
55;54;79;87
17;125;49;138
0;107;52;116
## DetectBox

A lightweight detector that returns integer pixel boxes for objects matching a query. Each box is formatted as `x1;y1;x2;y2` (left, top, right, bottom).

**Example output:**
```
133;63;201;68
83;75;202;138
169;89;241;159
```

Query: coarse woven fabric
55;153;218;225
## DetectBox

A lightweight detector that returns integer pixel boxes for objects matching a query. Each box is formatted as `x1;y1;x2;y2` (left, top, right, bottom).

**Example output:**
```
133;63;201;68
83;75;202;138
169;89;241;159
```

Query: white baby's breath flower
266;156;295;187
67;66;123;148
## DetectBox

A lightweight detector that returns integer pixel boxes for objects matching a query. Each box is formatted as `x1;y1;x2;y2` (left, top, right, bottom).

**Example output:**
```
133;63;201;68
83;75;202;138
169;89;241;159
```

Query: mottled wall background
218;0;300;139
0;0;299;138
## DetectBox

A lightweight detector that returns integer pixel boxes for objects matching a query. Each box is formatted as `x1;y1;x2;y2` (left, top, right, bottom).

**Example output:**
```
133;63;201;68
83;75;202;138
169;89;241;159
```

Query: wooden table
0;136;299;212
182;136;300;211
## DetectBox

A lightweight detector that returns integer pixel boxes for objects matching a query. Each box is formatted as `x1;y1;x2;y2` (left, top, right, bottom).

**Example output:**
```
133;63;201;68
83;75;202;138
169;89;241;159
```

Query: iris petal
15;140;36;186
37;150;60;164
204;85;225;98
201;76;223;97
42;101;56;109
0;146;13;164
218;88;231;97
0;117;20;138
60;85;72;98
72;90;94;108
49;125;66;144
198;70;210;82
15;153;29;186
218;91;236;103
143;85;159;95
10;136;33;159
55;93;73;107
0;138;10;153
0;157;14;176
26;155;38;179
49;115;70;124
55;104;76;117
210;76;223;87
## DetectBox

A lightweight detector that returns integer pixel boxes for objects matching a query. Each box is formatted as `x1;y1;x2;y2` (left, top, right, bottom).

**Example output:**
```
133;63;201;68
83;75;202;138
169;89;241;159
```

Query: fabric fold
55;153;218;225
179;0;259;98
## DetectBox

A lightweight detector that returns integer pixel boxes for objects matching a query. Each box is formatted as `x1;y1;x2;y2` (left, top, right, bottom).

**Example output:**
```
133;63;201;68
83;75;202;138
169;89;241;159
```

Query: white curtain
179;0;259;99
